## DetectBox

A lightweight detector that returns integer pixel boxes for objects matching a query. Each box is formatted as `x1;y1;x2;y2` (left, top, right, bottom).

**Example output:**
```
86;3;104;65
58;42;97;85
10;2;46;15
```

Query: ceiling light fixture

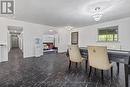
92;7;103;21
49;30;53;32
65;26;73;31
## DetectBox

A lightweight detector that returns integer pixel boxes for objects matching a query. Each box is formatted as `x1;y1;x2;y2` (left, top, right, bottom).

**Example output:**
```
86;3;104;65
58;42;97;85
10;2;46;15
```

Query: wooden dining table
66;47;130;87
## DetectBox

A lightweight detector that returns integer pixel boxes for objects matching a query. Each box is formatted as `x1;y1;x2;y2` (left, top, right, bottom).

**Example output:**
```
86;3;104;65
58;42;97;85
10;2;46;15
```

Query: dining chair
68;45;87;71
87;46;113;83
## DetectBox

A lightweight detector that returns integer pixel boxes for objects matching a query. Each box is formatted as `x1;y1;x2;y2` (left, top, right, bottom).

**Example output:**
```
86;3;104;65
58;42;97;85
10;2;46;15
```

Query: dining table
66;47;130;87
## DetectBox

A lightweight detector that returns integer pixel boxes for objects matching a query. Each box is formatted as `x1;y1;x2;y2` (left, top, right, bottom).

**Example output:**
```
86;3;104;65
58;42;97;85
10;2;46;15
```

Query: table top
80;47;130;52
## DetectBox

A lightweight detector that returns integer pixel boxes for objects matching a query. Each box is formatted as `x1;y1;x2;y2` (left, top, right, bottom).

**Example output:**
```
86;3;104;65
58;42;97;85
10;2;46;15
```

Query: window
98;26;118;42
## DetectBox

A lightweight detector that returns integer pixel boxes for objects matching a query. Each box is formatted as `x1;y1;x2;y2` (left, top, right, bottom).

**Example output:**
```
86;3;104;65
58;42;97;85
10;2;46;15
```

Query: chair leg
86;60;88;72
69;60;71;70
116;62;119;74
88;66;92;77
76;62;78;68
101;70;104;84
94;68;96;75
111;67;113;80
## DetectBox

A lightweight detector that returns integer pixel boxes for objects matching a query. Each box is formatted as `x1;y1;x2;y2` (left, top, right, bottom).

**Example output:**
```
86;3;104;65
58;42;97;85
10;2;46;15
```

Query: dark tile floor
0;48;129;87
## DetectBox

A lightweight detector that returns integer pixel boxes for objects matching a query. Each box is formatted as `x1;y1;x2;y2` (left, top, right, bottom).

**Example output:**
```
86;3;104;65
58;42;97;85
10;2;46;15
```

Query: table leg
88;66;92;77
124;64;128;87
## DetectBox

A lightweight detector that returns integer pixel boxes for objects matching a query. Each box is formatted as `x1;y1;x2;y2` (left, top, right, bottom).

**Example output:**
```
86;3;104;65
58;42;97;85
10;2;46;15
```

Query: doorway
8;26;23;61
43;35;58;54
8;26;23;49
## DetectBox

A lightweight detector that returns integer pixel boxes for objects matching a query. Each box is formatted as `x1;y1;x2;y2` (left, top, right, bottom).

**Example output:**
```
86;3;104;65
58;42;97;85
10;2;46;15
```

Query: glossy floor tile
0;48;129;87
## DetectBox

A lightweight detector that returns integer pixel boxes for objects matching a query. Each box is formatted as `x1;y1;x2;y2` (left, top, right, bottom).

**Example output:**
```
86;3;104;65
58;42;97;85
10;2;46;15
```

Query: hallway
8;48;23;60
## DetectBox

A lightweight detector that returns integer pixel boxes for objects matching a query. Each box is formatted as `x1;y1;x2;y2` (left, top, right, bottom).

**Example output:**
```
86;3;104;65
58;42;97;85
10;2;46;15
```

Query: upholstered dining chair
87;46;113;82
68;45;87;70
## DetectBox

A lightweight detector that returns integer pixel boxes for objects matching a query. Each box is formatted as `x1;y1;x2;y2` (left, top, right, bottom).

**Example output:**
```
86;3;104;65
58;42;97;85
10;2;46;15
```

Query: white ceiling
14;0;130;27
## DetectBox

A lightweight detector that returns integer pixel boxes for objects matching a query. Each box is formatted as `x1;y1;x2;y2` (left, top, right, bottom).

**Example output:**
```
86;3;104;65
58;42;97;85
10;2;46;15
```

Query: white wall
78;17;130;51
18;33;23;51
57;17;130;52
0;17;54;62
57;28;71;52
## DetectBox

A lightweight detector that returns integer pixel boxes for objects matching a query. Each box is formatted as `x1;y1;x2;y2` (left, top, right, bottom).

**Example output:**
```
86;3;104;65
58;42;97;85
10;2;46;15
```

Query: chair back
68;45;82;62
88;46;110;69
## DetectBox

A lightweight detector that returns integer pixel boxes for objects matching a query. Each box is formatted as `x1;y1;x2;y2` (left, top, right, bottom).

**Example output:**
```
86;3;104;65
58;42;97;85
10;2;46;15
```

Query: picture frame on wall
71;32;78;45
